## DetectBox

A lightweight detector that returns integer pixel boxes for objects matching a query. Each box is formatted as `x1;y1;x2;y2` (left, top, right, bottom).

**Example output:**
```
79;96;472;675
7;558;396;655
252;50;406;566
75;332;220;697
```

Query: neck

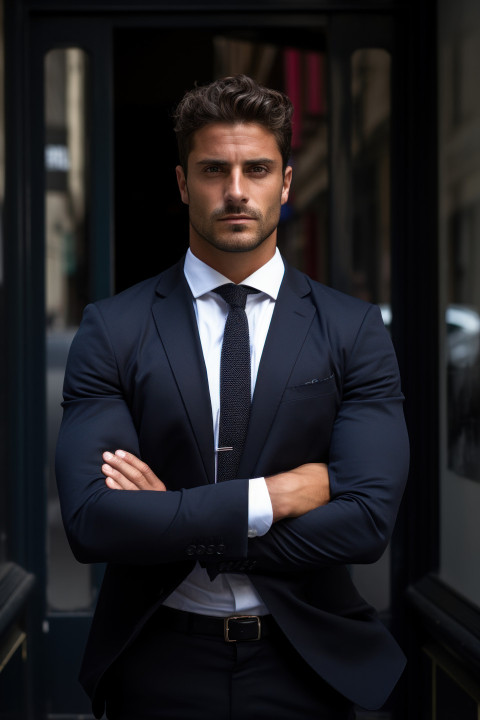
189;238;277;284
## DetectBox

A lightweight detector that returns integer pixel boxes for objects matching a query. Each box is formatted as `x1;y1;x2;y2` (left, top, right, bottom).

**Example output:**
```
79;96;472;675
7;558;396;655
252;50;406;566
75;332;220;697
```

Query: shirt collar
184;247;285;301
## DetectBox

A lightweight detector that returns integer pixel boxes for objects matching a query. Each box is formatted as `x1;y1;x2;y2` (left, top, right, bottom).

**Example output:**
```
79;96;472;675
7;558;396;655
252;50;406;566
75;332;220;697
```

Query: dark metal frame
3;5;115;714
7;1;476;718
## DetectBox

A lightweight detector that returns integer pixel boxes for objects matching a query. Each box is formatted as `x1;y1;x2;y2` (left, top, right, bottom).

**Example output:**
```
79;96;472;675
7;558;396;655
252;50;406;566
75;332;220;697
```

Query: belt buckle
224;615;261;642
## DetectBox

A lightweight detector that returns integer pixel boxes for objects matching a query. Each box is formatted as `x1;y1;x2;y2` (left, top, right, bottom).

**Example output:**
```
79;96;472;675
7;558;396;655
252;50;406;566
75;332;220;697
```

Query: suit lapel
151;262;215;484
238;264;316;478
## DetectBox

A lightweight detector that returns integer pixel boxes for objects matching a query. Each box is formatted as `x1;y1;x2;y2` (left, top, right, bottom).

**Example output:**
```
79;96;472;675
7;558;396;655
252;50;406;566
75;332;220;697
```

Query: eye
248;165;269;175
203;165;223;174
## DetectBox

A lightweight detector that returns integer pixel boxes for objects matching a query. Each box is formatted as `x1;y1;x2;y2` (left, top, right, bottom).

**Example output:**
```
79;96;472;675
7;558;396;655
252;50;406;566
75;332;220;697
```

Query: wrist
265;473;291;522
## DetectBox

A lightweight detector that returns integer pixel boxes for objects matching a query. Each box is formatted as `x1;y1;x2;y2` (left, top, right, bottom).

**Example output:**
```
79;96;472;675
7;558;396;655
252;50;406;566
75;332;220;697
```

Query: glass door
24;10;396;716
27;15;114;715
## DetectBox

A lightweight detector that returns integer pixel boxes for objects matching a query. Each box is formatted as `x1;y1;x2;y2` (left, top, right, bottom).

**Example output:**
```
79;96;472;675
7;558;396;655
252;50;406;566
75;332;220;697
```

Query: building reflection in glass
439;0;480;605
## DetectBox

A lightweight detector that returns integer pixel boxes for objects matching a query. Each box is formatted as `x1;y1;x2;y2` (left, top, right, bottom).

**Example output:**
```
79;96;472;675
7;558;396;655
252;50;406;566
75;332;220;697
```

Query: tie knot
214;283;258;310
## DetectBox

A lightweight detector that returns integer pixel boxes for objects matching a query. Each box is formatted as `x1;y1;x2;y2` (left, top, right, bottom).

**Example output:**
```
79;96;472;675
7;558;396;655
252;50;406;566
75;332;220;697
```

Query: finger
114;450;166;490
102;462;140;491
104;474;128;490
102;451;165;491
102;452;149;489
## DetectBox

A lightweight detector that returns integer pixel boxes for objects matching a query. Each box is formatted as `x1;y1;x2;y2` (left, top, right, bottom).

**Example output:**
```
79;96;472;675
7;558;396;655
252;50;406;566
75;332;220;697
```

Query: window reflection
447;304;480;480
45;48;92;611
439;0;480;606
351;49;391;305
349;48;392;614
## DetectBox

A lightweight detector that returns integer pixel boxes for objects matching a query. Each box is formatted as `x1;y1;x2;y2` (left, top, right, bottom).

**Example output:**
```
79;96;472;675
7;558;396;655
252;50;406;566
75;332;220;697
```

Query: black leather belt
158;605;274;642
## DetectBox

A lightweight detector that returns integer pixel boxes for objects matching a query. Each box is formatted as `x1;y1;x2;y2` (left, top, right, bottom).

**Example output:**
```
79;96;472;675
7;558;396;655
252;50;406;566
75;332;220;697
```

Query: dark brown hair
173;75;293;174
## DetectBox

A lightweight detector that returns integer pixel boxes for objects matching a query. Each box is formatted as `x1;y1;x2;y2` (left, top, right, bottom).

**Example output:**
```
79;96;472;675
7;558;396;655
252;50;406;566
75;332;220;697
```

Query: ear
176;165;189;205
281;165;293;205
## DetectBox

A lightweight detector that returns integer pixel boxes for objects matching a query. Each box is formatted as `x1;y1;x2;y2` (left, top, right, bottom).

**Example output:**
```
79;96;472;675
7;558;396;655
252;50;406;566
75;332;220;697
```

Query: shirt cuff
247;477;273;538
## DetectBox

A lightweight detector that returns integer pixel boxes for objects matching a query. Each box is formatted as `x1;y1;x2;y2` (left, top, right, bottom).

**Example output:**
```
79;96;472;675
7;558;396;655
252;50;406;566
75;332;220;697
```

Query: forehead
189;122;281;160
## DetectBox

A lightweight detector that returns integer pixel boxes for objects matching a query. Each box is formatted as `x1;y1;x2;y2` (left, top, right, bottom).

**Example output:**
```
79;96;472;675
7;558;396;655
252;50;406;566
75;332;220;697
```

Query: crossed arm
101;450;331;522
57;299;408;570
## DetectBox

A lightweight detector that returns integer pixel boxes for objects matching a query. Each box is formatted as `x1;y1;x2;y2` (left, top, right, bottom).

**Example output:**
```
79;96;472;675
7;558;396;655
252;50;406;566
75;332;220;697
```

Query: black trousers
105;607;355;720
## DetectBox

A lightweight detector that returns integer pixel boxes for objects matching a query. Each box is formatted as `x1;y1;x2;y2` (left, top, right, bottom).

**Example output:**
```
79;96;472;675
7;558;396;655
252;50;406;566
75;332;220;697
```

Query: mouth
218;215;256;223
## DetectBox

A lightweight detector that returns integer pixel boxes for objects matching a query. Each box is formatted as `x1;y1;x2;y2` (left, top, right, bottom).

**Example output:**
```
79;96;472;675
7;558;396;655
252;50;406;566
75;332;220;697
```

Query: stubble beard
189;205;281;254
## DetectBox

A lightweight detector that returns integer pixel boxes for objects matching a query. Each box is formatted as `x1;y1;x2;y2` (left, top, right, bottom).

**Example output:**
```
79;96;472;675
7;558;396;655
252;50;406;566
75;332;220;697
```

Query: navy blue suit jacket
56;258;409;717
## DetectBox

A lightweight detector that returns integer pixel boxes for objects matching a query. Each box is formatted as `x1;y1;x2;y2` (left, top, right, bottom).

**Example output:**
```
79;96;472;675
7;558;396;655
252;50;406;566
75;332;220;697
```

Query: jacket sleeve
247;304;409;572
55;302;249;565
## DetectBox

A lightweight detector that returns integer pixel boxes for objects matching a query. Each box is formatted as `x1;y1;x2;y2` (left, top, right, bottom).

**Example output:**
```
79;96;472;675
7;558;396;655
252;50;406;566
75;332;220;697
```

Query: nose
224;168;248;205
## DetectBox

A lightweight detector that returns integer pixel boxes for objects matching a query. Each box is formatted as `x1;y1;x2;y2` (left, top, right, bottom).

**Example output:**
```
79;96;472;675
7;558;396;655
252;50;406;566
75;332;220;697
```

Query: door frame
4;2;425;717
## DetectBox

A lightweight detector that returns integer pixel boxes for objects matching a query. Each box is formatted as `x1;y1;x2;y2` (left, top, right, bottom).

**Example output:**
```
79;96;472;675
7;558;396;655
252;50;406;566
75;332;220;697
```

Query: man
56;75;409;720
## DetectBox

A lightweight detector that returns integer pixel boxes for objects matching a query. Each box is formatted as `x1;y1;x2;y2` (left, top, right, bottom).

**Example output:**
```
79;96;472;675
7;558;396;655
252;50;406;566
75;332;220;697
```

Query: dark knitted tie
214;284;259;482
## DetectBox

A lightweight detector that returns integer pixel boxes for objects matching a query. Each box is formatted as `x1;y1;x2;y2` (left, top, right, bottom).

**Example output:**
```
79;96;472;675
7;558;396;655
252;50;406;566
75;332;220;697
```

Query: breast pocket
281;373;336;403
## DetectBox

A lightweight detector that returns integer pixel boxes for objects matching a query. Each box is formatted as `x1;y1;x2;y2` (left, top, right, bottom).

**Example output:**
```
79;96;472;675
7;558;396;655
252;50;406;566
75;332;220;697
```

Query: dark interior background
113;27;326;292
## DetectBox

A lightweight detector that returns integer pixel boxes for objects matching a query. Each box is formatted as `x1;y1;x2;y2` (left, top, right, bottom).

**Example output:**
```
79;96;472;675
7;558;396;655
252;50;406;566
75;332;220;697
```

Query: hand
265;463;330;522
102;450;166;491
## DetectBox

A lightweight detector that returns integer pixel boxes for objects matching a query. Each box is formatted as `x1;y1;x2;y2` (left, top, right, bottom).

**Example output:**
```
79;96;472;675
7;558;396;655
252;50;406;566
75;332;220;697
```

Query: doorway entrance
9;10;397;716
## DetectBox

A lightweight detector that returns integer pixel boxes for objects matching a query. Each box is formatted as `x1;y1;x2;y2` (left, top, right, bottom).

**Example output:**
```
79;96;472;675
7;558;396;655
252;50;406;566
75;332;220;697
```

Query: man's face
176;123;292;260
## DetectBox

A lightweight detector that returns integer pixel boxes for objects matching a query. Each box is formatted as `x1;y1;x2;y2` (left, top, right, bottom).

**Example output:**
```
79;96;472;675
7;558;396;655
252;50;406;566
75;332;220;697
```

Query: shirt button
185;545;196;556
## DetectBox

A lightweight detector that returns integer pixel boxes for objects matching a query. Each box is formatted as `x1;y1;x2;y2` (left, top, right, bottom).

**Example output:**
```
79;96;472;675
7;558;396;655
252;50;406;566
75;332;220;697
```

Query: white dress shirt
162;248;285;617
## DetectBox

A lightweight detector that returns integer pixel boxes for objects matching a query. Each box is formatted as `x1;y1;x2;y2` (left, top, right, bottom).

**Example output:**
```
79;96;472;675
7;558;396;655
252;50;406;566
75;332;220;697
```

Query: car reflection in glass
379;303;480;482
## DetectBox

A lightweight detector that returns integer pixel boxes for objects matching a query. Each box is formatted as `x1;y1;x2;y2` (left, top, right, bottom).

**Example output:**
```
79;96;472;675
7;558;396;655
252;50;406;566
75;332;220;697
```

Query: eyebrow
196;158;277;166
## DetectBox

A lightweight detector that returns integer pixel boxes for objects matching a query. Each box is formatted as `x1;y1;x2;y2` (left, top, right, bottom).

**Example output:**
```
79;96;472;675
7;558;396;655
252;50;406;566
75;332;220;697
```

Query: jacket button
196;545;206;556
206;545;216;555
216;545;225;555
185;545;196;556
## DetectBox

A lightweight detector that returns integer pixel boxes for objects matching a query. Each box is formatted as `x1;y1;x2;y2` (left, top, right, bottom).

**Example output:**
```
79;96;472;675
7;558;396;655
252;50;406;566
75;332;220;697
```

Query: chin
217;238;265;253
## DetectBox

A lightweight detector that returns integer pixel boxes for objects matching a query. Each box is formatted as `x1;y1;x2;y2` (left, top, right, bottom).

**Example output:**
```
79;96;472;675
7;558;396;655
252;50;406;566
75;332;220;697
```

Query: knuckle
131;468;144;482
